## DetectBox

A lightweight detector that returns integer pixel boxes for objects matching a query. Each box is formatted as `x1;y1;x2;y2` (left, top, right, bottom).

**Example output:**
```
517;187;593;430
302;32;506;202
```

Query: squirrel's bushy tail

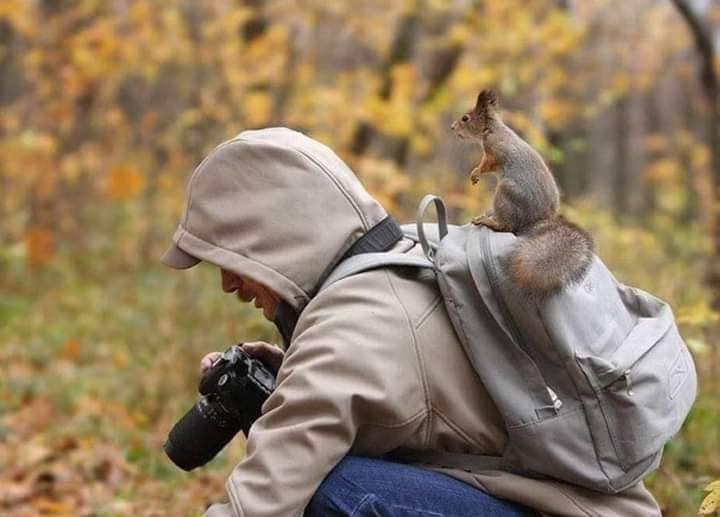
504;216;595;298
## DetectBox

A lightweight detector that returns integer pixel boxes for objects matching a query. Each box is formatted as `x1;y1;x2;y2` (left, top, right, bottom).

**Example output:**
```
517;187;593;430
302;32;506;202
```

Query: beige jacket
162;128;661;517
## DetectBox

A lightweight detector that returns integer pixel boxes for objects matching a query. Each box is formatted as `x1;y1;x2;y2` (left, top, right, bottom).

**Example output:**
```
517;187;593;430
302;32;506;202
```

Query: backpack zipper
478;227;561;414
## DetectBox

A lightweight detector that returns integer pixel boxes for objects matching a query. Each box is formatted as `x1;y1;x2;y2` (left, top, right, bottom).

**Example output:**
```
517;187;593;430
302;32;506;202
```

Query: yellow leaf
105;165;145;201
411;133;432;156
33;497;74;514
700;488;720;515
391;63;416;102
24;227;55;267
691;145;711;171
540;99;577;128
113;351;129;368
677;303;719;326
686;338;709;356
242;92;272;127
645;158;680;185
706;480;720;492
448;23;472;45
610;73;630;96
60;156;82;181
0;0;23;17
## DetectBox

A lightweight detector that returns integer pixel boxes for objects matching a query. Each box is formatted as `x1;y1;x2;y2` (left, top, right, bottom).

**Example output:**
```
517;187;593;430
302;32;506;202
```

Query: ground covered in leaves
1;211;719;516
1;262;276;516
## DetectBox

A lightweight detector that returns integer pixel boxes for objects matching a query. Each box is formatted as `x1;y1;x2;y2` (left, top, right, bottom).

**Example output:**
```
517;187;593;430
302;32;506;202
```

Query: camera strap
273;300;299;348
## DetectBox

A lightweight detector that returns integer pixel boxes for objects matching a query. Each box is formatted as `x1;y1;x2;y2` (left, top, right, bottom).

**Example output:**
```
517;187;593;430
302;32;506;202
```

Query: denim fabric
306;456;537;517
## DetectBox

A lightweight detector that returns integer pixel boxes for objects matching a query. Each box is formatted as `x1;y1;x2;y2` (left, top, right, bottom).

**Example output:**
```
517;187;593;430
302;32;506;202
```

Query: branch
670;0;718;99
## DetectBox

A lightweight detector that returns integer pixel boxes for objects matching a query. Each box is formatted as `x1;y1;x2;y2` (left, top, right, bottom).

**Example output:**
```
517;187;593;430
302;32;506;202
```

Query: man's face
220;269;280;320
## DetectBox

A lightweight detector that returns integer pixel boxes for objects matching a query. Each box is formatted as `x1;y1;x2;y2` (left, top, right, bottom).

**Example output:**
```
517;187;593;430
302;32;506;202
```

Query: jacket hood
161;127;389;312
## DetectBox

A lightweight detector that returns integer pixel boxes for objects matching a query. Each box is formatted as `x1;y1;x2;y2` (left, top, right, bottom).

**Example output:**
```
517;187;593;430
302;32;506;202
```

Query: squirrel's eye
462;115;469;122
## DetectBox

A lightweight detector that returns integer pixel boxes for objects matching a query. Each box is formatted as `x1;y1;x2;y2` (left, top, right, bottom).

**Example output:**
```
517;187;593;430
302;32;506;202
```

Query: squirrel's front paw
472;215;493;226
472;215;507;231
470;167;481;184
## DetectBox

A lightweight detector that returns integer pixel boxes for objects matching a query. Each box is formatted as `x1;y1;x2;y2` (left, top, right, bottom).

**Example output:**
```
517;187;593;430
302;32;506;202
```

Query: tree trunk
613;95;630;215
670;0;720;309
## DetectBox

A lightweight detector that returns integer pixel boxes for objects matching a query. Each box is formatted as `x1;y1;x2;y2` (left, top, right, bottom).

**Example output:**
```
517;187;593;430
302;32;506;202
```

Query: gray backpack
321;195;697;494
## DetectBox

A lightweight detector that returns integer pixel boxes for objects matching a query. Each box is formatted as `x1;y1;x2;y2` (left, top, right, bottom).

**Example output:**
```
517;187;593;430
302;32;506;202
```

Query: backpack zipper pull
547;386;563;411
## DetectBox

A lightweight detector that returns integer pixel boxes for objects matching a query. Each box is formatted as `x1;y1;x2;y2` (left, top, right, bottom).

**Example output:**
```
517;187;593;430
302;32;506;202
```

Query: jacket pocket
576;302;693;471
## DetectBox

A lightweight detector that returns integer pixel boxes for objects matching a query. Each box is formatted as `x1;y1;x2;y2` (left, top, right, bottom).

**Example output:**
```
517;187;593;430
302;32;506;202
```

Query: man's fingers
241;341;284;374
200;351;222;373
241;341;279;355
200;343;283;375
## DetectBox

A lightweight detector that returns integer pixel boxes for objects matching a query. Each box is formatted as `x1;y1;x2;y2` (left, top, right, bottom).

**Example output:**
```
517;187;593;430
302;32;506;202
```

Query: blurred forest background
1;0;720;515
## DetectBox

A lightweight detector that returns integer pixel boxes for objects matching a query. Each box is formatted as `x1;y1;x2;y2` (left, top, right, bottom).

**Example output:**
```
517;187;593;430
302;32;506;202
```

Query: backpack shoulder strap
320;194;450;291
320;252;434;292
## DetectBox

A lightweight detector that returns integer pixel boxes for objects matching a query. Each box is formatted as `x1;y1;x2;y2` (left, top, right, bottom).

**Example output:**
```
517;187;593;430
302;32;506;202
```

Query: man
161;128;661;516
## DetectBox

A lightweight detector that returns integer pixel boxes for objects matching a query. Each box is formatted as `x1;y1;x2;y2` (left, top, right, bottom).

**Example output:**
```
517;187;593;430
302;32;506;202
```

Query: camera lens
164;396;241;471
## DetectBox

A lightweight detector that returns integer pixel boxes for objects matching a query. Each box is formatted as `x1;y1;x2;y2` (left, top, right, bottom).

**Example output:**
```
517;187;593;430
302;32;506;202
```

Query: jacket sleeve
204;273;428;517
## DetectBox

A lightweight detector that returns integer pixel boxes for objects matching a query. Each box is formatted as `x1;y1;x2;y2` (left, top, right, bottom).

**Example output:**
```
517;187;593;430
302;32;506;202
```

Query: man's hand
241;341;284;374
199;341;284;375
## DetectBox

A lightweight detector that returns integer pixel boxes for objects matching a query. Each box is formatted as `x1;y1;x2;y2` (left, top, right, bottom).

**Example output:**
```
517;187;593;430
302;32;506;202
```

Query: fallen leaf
5;399;57;439
32;497;74;514
24;227;55;267
700;488;720;515
58;339;81;361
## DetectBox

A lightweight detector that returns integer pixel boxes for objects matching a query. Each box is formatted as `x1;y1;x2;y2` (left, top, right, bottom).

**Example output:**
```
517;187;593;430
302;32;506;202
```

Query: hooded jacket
162;128;661;517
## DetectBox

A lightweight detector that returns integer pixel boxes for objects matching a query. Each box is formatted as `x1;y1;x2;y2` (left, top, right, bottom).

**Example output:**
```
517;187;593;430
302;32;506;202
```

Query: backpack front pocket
576;300;695;471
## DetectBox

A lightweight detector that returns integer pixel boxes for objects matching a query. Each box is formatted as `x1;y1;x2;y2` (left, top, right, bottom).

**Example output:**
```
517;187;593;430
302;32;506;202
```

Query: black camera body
164;345;275;471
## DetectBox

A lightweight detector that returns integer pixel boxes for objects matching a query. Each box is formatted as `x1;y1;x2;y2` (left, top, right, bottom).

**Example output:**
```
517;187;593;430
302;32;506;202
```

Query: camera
164;345;275;471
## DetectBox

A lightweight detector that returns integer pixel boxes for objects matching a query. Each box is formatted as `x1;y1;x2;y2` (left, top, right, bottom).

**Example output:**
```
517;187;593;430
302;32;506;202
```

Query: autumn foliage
1;0;719;515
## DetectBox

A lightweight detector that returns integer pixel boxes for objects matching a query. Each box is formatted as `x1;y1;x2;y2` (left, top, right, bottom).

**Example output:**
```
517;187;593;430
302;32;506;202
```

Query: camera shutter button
218;373;229;387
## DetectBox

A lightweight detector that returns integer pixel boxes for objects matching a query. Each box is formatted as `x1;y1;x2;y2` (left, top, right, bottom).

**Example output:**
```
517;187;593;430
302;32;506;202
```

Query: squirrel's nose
450;121;457;130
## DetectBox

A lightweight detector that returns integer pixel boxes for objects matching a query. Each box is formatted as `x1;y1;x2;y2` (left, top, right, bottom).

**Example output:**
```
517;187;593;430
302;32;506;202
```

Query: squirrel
450;89;595;298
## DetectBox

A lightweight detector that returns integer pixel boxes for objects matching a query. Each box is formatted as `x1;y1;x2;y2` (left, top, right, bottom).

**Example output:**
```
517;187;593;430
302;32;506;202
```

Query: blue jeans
306;456;537;516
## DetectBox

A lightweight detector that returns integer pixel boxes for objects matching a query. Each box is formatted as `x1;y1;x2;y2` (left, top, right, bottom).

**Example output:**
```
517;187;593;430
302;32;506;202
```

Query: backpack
320;195;697;494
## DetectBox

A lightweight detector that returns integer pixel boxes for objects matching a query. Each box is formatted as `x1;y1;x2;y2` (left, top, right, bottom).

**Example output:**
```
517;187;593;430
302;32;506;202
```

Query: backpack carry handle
416;195;448;263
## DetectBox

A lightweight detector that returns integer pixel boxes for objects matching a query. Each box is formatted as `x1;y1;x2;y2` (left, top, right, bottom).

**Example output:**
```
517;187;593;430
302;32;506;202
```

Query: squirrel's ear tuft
486;89;498;106
475;89;499;111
